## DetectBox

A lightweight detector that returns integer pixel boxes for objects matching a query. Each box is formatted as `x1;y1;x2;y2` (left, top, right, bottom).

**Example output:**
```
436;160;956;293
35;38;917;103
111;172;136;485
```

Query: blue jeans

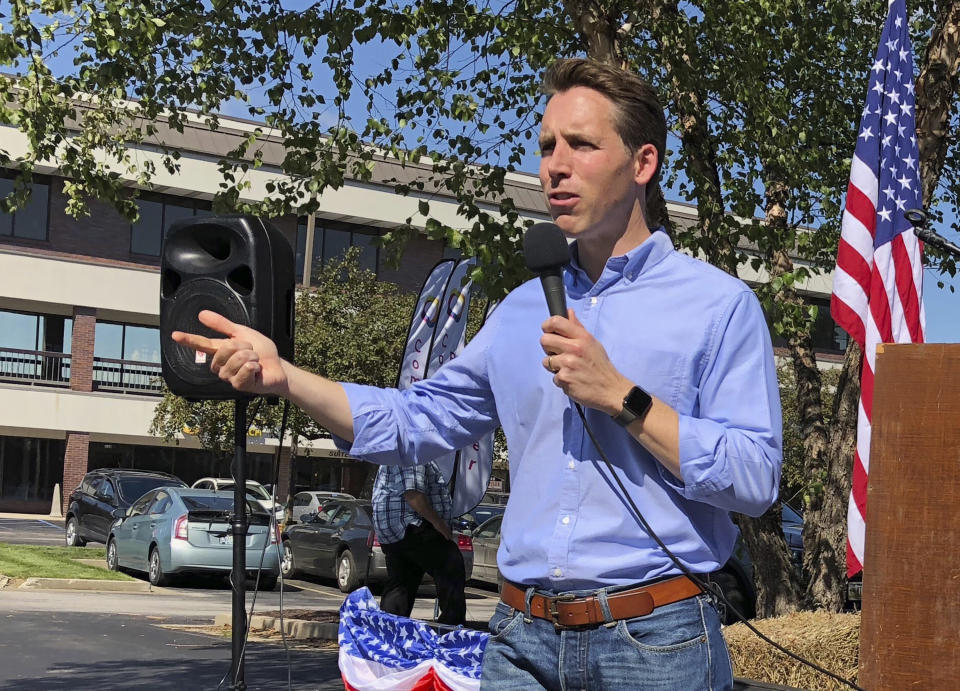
480;587;733;690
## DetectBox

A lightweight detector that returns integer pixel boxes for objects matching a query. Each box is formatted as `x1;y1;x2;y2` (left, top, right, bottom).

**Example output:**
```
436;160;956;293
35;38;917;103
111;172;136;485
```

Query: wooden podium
859;344;960;690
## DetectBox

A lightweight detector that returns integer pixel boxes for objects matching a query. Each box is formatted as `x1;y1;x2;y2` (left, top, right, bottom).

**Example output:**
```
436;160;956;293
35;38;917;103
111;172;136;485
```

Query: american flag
830;0;925;577
338;587;488;690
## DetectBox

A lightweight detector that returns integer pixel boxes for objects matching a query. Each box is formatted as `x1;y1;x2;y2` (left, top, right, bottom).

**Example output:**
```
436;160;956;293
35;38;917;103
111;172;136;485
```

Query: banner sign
396;258;457;390
395;258;496;515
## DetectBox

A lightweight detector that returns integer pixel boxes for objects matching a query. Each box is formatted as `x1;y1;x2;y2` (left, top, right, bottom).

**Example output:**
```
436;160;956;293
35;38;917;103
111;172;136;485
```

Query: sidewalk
0;512;63;521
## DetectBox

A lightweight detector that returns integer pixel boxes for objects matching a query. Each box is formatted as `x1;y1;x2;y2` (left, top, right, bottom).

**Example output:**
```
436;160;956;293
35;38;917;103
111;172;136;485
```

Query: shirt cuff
330;382;407;464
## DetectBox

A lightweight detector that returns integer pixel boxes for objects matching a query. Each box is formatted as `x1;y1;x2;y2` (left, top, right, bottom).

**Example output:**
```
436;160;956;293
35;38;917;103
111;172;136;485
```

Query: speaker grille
161;279;250;387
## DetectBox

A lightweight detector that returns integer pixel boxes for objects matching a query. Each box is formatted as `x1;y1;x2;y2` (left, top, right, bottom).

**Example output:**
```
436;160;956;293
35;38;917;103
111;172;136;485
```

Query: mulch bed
724;610;860;690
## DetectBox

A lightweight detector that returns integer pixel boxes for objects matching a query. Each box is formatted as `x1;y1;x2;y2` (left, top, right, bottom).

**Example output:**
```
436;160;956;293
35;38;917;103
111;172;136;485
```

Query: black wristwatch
612;385;653;427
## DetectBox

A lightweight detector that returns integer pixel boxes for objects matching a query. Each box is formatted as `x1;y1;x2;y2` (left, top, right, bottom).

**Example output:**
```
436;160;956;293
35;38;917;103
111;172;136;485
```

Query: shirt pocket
606;346;688;410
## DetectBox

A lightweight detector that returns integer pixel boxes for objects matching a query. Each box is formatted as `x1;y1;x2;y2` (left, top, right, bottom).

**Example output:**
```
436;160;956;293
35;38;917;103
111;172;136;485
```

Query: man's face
538;86;644;243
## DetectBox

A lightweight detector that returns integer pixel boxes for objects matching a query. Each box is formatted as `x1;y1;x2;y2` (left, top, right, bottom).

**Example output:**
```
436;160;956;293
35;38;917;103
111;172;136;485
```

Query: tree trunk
915;2;960;206
648;0;739;277
561;1;622;66
805;340;861;609
732;506;800;617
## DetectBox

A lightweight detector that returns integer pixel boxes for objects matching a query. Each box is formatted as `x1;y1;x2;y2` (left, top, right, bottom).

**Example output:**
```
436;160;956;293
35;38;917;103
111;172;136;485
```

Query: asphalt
0;610;343;690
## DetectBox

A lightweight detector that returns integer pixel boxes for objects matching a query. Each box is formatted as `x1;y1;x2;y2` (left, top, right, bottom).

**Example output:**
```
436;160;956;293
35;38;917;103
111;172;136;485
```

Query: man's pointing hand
171;310;288;396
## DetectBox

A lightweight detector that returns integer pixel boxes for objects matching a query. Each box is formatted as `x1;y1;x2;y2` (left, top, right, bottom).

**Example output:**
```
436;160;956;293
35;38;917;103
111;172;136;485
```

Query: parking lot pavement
0;610;343;690
0;516;71;546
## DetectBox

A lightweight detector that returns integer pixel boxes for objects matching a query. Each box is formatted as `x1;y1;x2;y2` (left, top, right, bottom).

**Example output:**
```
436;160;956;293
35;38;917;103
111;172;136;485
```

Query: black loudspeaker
160;215;295;400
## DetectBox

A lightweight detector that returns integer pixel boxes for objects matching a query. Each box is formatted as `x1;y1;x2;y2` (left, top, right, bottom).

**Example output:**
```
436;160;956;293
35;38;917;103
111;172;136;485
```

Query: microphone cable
573;402;864;691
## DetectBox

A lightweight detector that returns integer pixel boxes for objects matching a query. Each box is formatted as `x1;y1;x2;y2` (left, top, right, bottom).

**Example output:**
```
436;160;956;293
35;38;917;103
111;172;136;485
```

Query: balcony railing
0;347;163;394
93;356;163;395
0;347;71;387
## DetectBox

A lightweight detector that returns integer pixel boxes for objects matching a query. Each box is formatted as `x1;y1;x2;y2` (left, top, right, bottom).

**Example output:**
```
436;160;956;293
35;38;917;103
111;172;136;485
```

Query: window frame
128;192;213;257
0;174;51;242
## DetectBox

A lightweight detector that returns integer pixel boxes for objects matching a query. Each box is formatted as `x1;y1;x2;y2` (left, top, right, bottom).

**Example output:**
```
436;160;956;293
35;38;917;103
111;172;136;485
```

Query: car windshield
782;503;803;524
218;483;271;501
117;476;184;503
183;495;263;514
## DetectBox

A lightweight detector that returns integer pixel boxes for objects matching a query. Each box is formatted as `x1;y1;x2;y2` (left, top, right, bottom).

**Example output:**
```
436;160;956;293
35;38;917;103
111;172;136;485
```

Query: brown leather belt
500;575;703;629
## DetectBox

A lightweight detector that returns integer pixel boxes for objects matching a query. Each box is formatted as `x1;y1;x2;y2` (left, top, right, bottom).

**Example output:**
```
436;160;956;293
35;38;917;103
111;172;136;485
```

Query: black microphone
523;222;570;317
905;208;960;259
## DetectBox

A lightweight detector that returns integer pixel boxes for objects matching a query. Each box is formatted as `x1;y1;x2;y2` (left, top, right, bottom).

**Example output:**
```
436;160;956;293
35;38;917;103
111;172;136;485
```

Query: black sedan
280;499;474;593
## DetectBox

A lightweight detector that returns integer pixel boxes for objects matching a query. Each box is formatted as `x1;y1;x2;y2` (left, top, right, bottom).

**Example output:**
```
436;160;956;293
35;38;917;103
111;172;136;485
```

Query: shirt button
561;516;570;525
553;568;562;577
590;297;597;305
567;460;575;469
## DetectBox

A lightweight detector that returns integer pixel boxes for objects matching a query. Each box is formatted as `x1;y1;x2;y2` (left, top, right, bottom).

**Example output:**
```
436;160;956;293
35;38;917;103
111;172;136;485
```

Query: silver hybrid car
106;487;281;589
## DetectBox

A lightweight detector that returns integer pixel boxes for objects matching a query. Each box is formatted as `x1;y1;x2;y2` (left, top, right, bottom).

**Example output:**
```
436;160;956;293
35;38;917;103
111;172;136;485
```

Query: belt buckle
548;593;577;631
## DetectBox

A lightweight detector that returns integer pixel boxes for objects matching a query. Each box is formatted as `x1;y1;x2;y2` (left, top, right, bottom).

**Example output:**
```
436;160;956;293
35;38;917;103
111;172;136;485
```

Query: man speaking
173;58;781;689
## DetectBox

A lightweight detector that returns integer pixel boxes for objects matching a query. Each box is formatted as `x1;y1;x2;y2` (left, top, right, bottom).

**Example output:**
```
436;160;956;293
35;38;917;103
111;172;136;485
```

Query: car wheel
280;541;300;579
65;516;86;547
711;569;755;625
336;549;360;593
106;538;120;571
148;547;170;587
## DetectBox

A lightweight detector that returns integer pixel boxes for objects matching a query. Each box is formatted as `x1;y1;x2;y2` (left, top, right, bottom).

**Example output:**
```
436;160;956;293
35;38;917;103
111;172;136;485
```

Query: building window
87;442;276;487
93;322;162;393
130;194;212;256
0;176;50;241
296;218;379;283
93;321;160;363
0;436;65;513
767;296;848;354
0;310;72;352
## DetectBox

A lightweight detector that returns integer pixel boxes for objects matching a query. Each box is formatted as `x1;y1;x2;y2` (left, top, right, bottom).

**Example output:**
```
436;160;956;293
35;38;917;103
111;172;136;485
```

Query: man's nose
546;144;572;182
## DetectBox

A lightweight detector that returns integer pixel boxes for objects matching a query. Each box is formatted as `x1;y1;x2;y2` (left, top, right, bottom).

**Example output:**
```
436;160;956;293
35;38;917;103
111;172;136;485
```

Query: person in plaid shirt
372;461;466;625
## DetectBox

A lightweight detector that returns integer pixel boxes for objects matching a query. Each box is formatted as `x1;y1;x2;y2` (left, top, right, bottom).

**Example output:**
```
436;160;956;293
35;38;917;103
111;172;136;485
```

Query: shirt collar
567;228;674;295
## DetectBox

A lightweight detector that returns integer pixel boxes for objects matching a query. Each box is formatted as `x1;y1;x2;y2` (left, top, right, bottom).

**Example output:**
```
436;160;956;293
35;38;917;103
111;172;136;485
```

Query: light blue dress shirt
334;230;782;591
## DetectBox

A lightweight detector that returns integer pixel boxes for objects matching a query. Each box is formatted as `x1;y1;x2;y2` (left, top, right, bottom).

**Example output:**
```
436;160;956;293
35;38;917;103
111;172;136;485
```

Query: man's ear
633;143;659;187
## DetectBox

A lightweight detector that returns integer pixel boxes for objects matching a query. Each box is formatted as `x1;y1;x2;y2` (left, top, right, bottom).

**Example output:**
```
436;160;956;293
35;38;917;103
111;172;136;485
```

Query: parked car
191;477;283;520
65;468;188;547
469;514;504;589
453;503;507;533
467;503;805;625
106;487;280;588
281;498;474;592
288;491;356;524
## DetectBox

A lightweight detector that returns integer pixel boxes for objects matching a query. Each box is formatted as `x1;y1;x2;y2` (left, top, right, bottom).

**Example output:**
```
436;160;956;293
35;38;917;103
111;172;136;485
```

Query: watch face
624;386;652;416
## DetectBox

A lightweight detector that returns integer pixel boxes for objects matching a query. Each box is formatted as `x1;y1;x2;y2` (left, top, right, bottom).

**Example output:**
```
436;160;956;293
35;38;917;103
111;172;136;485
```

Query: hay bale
724;611;859;690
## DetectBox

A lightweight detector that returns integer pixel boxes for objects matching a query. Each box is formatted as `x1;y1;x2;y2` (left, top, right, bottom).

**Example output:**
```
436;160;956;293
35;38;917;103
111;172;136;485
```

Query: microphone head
523;222;570;273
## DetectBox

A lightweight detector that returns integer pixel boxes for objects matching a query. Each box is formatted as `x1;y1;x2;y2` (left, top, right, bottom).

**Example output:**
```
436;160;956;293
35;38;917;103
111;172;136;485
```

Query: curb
19;577;162;593
215;613;339;641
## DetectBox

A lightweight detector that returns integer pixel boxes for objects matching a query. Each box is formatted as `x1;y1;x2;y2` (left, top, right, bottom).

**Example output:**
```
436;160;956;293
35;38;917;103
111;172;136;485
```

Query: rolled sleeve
331;323;500;466
664;290;783;516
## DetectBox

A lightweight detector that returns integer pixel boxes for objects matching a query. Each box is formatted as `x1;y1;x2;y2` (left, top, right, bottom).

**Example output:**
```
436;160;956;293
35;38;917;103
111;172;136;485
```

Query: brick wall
48;180;146;263
379;233;446;293
69;306;96;392
62;431;90;514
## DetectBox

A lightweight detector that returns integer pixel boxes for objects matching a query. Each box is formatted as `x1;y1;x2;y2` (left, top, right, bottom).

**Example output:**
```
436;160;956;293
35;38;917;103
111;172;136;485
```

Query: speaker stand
229;398;249;690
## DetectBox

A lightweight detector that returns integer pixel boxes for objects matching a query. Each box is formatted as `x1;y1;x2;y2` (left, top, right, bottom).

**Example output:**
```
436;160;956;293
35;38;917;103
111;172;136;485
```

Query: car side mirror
111;507;126;520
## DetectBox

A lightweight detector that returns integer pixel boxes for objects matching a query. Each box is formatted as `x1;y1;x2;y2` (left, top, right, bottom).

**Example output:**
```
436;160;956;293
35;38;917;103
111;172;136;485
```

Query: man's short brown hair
542;59;667;199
